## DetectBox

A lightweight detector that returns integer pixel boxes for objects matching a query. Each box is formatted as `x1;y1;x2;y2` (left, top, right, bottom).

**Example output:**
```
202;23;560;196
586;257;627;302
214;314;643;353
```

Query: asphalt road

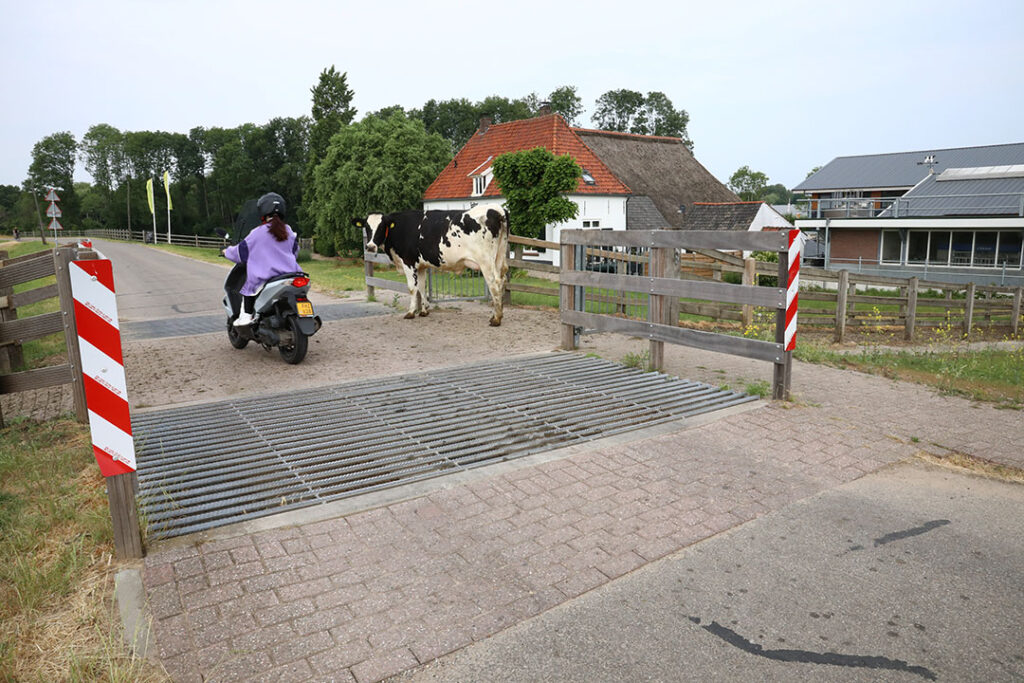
399;461;1024;683
69;238;384;339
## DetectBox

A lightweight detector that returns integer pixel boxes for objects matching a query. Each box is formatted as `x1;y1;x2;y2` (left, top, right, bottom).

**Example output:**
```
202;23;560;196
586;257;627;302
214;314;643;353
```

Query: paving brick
276;576;333;603
350;647;419;683
255;597;316;627
269;630;334;665
267;659;314;682
144;562;173;587
154;613;192;658
181;582;244;610
146;582;182;620
308;639;371;678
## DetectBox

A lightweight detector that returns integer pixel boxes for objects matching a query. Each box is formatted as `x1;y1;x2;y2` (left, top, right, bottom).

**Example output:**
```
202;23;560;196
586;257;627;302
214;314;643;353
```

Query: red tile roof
423;114;632;201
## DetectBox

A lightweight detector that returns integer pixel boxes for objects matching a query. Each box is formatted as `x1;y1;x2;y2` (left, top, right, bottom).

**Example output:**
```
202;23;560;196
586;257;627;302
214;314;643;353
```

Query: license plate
296;301;314;317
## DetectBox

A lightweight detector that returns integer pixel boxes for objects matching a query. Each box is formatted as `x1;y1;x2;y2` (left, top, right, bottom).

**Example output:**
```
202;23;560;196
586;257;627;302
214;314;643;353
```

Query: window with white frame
880;230;902;263
582;220;600;228
471;169;492;197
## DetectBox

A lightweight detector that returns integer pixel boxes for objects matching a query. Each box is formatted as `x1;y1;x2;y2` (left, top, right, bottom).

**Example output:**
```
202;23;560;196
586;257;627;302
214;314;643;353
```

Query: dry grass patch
0;417;167;681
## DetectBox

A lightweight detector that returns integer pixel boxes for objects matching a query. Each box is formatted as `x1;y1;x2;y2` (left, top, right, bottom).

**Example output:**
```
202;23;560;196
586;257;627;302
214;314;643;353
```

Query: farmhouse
422;107;738;266
793;142;1024;286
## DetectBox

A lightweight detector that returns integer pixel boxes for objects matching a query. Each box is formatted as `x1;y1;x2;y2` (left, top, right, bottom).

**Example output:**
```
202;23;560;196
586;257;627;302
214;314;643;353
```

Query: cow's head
352;214;385;253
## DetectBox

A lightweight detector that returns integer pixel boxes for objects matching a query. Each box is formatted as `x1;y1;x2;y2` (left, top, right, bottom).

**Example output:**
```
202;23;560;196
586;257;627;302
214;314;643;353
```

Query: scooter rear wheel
279;316;308;364
227;321;249;349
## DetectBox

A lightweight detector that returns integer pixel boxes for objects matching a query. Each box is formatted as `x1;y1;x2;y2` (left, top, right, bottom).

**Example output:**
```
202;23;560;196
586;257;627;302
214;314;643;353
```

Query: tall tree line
5;72;693;246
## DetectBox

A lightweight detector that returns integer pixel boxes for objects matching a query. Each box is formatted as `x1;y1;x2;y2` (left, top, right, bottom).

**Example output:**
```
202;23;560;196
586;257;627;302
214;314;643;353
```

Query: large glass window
973;232;997;266
951;232;973;265
907;232;928;264
880;230;902;263
998;231;1023;266
928;231;951;264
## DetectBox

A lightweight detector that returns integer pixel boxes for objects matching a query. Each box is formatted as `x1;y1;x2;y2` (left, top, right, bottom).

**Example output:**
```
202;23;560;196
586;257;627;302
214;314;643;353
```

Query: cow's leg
481;261;504;326
417;266;430;317
402;266;419;319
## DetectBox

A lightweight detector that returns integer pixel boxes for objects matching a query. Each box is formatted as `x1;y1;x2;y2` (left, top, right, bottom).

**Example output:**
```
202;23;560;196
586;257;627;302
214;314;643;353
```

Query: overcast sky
3;0;1022;193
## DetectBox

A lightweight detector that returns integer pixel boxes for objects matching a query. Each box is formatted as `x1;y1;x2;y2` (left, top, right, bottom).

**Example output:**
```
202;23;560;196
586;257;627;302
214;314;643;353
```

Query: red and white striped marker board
70;259;136;476
784;229;803;352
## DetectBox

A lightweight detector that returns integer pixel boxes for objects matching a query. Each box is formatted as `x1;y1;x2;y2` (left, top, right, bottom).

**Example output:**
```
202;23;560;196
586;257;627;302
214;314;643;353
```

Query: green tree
761;183;795;206
806;165;822;179
308;113;451;255
0;184;23;232
26;131;79;230
728;165;769;201
547;85;584;126
305;66;355;202
491;147;581;239
592;90;691;146
410;98;479;152
79;124;125;194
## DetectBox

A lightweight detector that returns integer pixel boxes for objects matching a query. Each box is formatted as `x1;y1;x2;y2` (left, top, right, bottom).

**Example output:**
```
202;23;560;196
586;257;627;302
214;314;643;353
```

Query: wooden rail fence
0;246;93;427
0;245;143;558
558;229;795;400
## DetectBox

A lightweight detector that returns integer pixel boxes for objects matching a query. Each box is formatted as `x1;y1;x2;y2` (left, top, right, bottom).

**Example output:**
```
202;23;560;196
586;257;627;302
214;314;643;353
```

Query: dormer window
469;156;494;197
471;167;492;197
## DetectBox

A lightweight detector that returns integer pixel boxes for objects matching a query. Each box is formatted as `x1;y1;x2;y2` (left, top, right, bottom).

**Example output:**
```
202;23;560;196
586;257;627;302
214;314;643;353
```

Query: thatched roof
573;128;738;228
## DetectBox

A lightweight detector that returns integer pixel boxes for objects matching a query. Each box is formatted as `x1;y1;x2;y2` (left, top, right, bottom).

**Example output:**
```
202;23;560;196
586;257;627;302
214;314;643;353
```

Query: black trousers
243;294;256;314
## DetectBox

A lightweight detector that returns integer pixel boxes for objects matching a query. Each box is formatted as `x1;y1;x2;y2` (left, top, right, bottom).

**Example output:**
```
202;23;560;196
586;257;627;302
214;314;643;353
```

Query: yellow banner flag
146;178;155;215
163;171;173;211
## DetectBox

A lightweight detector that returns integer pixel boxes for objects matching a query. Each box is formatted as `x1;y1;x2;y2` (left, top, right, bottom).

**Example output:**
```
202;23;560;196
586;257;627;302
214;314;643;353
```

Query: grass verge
0;417;165;681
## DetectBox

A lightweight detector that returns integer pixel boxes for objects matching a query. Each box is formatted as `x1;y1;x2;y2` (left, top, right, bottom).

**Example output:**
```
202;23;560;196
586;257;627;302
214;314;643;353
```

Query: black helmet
257;192;286;220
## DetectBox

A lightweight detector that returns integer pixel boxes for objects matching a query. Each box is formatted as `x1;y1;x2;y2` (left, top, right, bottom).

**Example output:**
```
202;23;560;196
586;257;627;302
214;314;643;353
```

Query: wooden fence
0;245;143;558
559;229;795;400
678;249;1023;342
0;246;92;426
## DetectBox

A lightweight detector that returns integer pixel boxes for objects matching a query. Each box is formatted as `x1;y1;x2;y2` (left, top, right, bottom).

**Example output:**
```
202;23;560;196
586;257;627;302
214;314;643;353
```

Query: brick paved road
141;343;1024;682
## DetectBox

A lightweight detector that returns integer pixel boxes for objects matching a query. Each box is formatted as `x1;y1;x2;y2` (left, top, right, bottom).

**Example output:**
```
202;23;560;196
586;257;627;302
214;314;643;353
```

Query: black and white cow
353;206;510;326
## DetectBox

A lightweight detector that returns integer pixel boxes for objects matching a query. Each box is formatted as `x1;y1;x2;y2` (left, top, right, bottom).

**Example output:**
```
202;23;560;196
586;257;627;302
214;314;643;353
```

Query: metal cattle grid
132;352;757;539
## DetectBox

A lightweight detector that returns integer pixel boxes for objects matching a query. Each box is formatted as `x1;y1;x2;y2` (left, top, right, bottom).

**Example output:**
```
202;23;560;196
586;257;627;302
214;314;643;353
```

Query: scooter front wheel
227;321;249;349
279;316;308;364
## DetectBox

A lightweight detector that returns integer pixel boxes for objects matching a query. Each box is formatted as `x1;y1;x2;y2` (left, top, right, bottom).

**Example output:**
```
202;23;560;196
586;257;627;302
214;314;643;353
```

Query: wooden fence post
772;246;791;400
963;282;976;337
648;247;667;372
107;472;143;559
53;247;90;423
905;276;918;341
0;249;22;374
741;257;755;329
835;269;849;343
560;243;577;350
364;255;375;300
1013;286;1022;338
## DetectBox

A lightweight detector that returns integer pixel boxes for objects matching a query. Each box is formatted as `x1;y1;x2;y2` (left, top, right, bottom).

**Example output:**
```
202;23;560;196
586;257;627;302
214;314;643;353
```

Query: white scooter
216;229;322;364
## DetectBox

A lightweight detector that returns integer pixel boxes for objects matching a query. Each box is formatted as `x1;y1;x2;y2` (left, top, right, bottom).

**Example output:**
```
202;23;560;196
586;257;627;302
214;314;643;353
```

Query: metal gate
132;353;757;539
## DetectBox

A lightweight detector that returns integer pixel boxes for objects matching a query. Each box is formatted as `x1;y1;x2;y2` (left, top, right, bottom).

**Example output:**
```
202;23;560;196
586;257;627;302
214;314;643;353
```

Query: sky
2;0;1022;193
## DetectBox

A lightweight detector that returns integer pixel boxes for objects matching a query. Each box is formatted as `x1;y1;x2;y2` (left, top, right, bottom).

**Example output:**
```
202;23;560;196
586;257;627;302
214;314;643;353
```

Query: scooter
216;229;322;364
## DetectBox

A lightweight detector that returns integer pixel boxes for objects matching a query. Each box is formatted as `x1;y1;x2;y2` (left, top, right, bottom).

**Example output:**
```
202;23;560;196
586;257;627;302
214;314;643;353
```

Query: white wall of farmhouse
424;195;627;267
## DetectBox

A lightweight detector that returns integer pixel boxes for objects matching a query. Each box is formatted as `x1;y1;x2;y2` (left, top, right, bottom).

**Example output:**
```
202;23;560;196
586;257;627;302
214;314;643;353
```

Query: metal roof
878;173;1024;217
793;142;1024;192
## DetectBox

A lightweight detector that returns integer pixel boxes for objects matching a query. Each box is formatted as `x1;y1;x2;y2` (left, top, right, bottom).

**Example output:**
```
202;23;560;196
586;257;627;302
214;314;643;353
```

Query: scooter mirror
215;228;229;239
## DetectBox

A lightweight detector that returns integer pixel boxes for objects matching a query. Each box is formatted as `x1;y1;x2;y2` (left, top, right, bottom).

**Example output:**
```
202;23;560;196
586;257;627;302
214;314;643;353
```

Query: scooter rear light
291;276;309;288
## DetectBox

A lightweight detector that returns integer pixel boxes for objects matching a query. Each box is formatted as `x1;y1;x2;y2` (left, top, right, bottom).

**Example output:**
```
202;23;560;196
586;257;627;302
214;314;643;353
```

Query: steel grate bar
133;353;757;538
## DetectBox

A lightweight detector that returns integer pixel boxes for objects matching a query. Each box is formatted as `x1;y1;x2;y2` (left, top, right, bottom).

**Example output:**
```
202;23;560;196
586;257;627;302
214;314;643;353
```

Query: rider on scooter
222;192;301;326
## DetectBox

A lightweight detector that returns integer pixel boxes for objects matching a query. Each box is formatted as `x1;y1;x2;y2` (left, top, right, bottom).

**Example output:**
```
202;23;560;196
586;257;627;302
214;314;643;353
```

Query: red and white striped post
773;229;802;400
70;257;142;558
785;229;802;352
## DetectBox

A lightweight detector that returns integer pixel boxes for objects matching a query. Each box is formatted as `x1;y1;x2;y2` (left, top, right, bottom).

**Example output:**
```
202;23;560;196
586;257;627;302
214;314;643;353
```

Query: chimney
537;102;552;117
478;115;491;134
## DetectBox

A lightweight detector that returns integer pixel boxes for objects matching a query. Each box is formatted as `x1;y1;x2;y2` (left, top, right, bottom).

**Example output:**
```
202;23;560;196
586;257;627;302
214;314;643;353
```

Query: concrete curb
114;568;152;661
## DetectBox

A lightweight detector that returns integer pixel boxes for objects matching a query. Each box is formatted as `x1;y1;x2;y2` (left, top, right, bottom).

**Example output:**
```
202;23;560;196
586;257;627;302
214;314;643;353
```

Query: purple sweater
224;223;301;295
